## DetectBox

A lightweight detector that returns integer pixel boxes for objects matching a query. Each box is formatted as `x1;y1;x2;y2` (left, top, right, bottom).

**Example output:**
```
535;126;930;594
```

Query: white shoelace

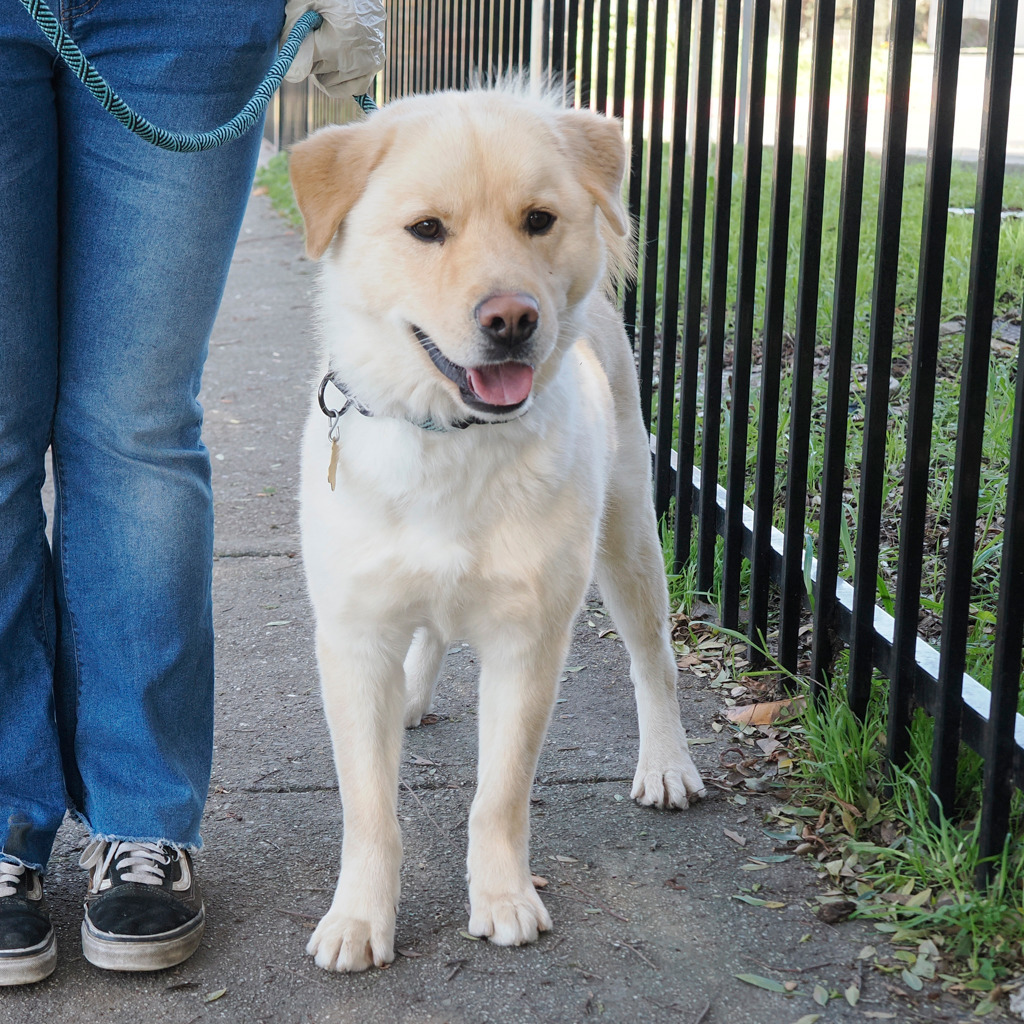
80;839;171;892
0;860;26;898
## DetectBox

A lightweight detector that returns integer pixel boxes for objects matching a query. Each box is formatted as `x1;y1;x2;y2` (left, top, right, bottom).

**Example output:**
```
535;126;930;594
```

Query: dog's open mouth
412;326;533;414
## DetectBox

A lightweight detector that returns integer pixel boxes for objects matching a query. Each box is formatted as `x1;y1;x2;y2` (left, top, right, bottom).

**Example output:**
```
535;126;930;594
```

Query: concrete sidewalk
2;193;996;1024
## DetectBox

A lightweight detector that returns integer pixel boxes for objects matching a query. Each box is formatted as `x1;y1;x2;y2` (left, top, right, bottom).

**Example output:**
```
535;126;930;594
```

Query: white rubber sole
0;933;57;986
81;906;205;972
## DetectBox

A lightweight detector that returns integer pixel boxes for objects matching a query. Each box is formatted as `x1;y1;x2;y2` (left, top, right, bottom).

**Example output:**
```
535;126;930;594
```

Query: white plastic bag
282;0;386;98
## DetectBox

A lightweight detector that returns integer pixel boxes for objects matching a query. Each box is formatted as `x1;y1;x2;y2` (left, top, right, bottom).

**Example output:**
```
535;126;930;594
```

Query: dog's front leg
465;627;570;945
308;627;406;972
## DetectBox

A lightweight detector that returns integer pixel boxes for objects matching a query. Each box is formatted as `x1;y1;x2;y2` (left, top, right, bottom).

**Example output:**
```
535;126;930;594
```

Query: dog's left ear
289;121;389;259
556;109;629;237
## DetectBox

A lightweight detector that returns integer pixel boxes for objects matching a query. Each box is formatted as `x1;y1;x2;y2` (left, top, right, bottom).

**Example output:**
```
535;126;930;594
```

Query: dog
288;85;706;973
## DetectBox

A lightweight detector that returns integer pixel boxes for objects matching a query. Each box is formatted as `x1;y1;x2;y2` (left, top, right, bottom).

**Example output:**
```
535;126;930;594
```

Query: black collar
318;371;483;434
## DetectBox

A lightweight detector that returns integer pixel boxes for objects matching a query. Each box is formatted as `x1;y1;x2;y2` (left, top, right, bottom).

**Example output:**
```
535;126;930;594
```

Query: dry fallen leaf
725;697;806;726
723;828;747;847
816;900;856;924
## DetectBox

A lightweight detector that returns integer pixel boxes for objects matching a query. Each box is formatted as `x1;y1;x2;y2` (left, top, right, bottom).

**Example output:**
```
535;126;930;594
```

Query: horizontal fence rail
277;0;1024;879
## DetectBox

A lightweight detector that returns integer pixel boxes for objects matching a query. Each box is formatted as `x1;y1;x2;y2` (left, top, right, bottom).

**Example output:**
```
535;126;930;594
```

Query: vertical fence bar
428;0;438;87
465;0;477;85
451;0;461;89
622;0;647;380
414;0;425;92
978;334;1024;884
595;0;611;111
434;0;443;90
540;0;552;78
611;0;628;120
448;0;459;88
721;0;769;630
390;0;400;95
746;0;801;660
847;0;915;719
653;0;695;525
637;0;668;438
672;0;715;572
777;0;835;673
579;0;595;106
696;0;741;597
930;0;1017;817
406;0;416;94
550;0;564;76
508;0;520;70
810;0;875;688
887;0;964;769
565;0;580;102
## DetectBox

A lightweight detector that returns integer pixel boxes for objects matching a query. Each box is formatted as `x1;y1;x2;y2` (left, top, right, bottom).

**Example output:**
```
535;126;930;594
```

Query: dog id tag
327;439;340;491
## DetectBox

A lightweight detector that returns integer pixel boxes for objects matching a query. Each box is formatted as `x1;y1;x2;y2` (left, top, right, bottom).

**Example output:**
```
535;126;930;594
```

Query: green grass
254;151;303;230
793;675;1024;996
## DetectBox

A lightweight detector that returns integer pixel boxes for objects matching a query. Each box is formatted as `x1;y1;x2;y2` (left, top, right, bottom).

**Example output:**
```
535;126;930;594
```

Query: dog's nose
475;293;539;348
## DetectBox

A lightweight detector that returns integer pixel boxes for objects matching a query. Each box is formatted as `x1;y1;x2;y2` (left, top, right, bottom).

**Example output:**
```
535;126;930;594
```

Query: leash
15;0;377;152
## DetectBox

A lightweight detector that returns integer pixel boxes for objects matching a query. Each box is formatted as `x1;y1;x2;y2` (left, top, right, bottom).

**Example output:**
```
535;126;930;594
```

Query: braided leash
16;0;377;152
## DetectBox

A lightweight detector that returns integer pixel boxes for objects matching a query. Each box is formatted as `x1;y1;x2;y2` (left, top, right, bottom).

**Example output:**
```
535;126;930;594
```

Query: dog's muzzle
412;326;535;416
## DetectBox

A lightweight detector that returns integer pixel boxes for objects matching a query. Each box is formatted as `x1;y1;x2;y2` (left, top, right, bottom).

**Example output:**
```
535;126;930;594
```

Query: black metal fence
268;0;1024;878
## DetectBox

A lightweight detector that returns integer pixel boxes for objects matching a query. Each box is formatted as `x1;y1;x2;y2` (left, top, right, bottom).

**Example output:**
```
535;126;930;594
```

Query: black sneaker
0;860;57;986
80;839;205;971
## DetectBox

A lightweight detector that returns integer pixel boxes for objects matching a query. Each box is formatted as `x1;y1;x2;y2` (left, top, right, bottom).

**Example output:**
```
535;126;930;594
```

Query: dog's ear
556;109;629;237
289;122;388;259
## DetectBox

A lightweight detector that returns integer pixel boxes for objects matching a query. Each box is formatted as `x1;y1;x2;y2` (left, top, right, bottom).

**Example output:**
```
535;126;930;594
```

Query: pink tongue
466;362;534;406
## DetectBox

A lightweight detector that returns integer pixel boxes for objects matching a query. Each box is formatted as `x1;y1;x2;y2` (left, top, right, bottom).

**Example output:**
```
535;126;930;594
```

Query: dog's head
290;88;629;428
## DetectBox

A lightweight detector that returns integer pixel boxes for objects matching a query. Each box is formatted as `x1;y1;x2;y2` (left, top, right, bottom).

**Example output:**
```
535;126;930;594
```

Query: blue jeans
0;0;285;871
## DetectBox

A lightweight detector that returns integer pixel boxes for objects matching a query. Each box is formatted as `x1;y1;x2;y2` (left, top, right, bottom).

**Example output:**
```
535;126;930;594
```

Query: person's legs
1;0;285;979
52;0;283;853
0;6;63;988
0;8;64;875
45;0;283;971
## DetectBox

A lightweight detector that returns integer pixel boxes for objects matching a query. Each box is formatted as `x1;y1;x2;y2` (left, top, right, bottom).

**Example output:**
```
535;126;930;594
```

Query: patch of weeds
675;611;1024;1012
253;151;303;230
784;672;1024;1009
660;508;731;617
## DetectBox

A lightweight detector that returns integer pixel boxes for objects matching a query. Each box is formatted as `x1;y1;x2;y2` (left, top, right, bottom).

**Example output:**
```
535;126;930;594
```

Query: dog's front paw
632;746;707;809
468;885;553;946
306;904;396;972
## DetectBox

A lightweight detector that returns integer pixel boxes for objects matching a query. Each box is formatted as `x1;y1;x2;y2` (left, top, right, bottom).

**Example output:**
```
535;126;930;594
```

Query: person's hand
282;0;386;98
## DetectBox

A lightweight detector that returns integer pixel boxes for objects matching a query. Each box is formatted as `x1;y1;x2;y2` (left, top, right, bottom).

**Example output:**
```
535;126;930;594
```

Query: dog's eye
407;218;445;242
525;210;556;236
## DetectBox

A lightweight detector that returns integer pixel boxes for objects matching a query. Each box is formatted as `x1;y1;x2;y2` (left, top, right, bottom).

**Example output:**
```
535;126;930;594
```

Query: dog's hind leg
595;408;706;809
464;624;570;945
402;626;446;728
307;625;408;972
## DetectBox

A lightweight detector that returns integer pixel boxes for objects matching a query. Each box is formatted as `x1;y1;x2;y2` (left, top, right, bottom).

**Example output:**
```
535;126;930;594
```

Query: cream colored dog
289;86;706;974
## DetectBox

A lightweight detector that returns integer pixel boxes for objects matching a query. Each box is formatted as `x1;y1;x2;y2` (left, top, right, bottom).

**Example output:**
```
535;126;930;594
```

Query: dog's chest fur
299;348;613;634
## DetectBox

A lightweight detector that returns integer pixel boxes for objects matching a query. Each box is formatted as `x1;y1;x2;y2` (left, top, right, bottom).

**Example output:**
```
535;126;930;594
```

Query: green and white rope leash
16;0;376;152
